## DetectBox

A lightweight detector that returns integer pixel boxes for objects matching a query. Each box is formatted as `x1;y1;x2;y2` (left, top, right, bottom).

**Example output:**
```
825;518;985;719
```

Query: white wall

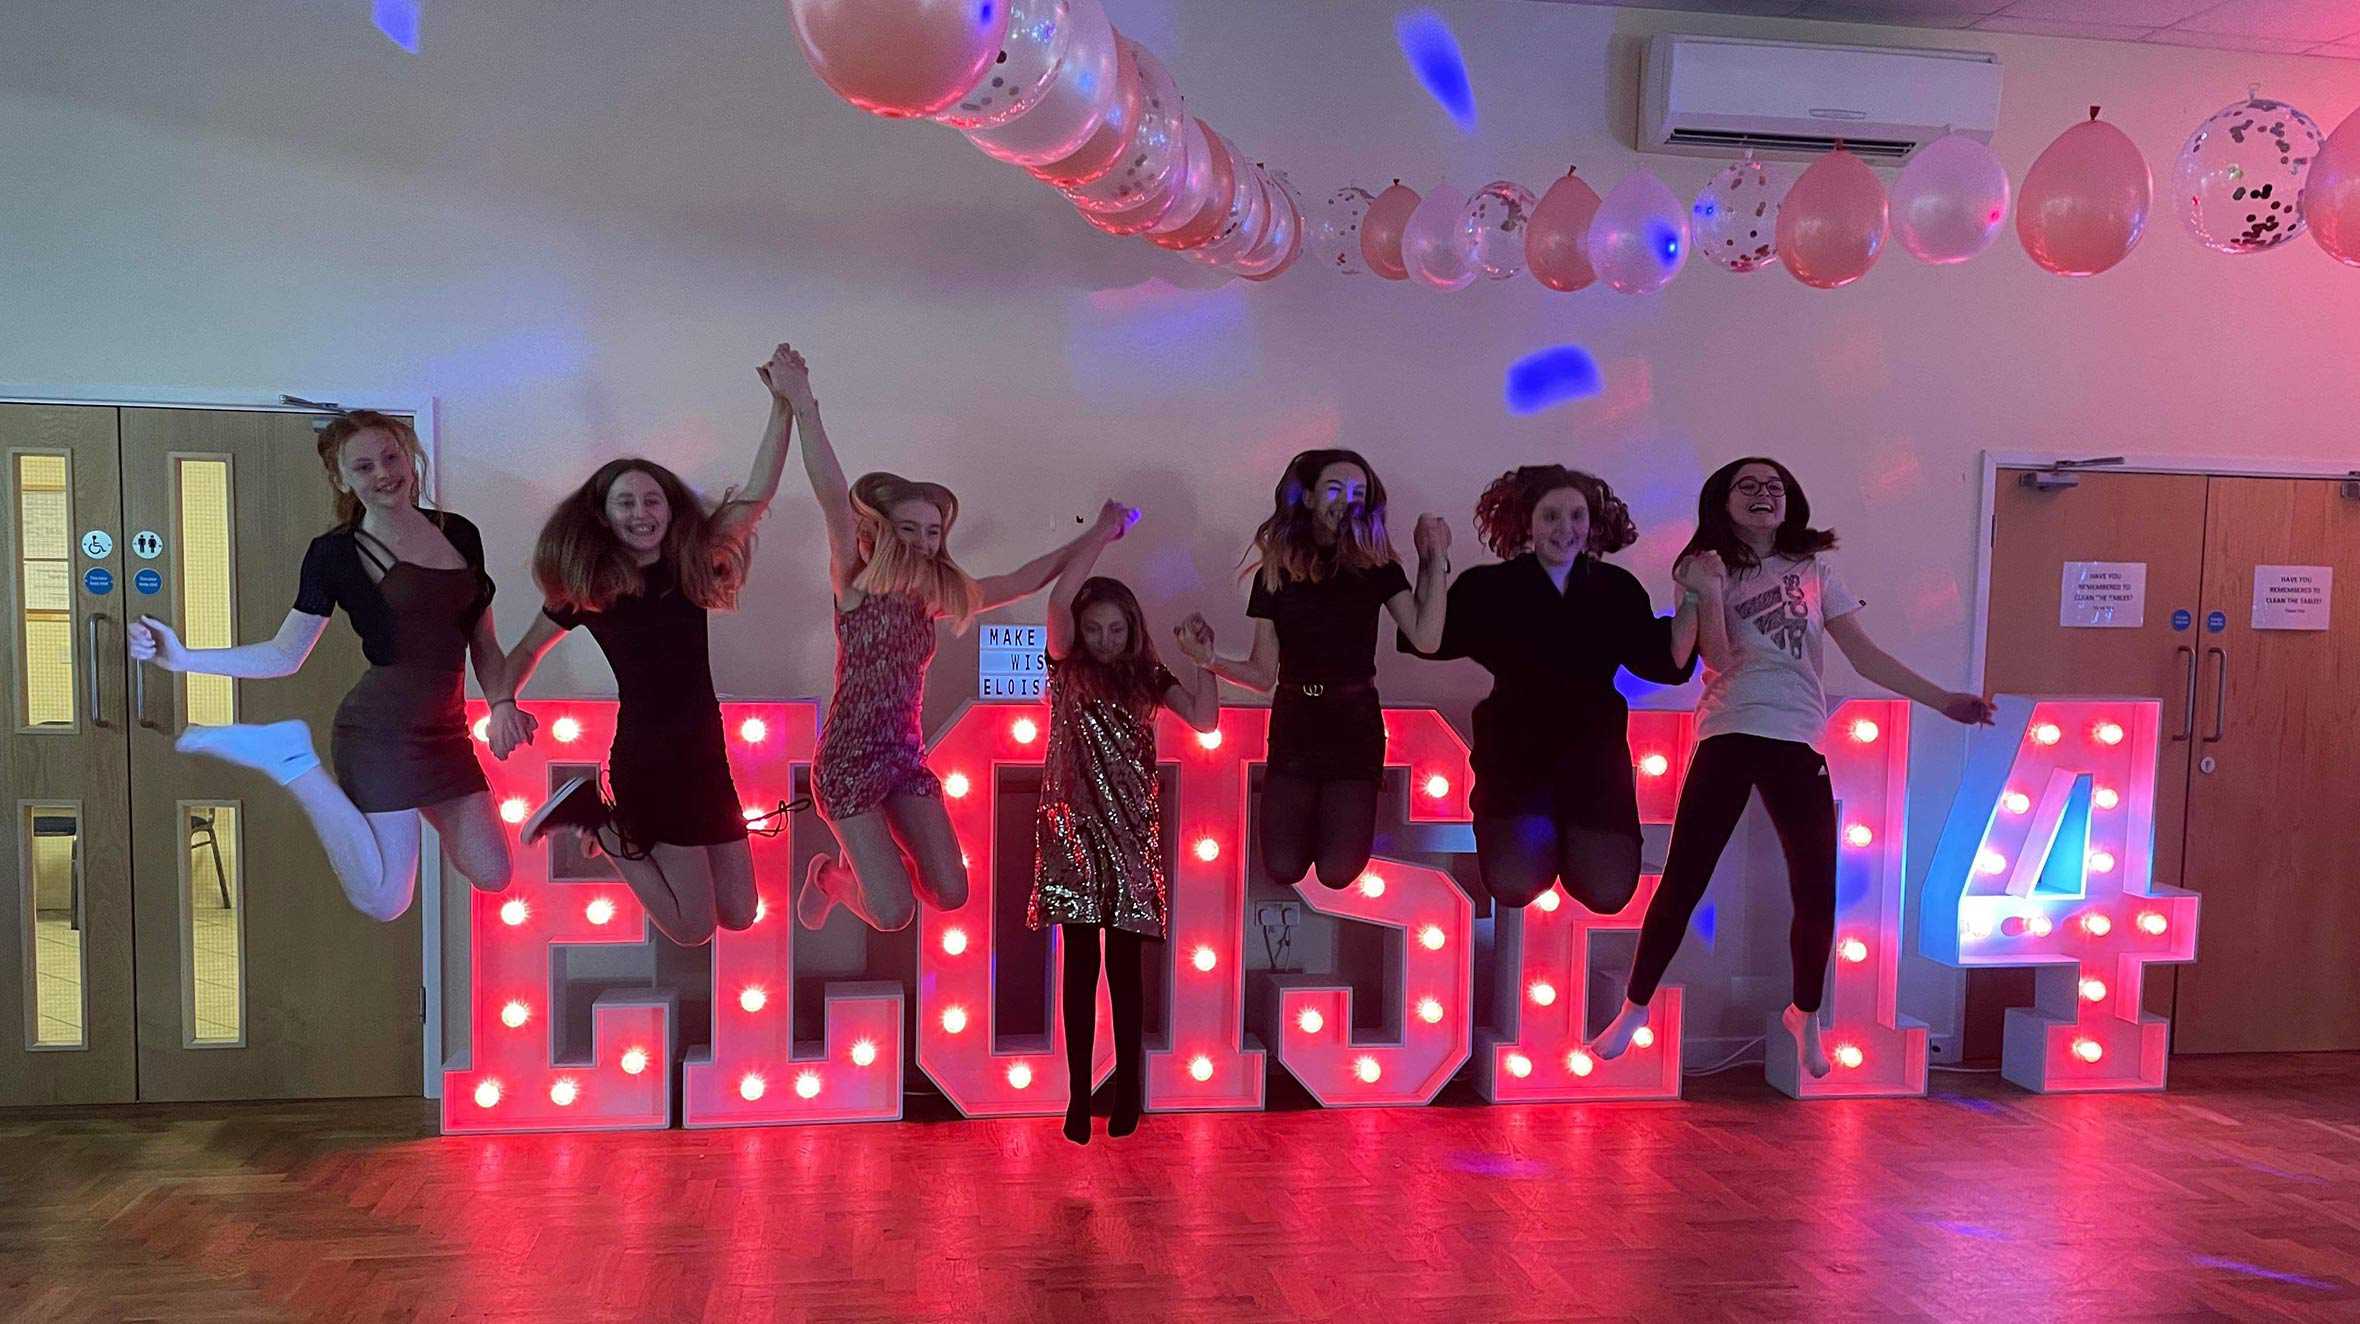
9;0;2360;1058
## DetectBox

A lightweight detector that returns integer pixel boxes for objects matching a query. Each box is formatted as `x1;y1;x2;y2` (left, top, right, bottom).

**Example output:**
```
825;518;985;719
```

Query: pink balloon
2016;110;2151;278
2307;106;2360;267
1138;115;1218;237
1238;178;1304;280
1360;182;1422;281
1586;170;1690;295
1524;169;1601;292
1892;133;2011;265
1190;152;1272;268
1064;43;1185;213
1150;122;1239;251
1031;32;1143;187
1401;181;1478;291
1776;148;1889;289
930;0;1070;130
787;0;1010;118
965;0;1119;166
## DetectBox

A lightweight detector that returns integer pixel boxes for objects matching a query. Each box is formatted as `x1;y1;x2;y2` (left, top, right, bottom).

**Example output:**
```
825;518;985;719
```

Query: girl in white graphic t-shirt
1592;457;1993;1078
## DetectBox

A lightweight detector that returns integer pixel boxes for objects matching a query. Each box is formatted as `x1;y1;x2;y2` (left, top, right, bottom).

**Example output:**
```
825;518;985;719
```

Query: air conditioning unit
1638;34;2001;162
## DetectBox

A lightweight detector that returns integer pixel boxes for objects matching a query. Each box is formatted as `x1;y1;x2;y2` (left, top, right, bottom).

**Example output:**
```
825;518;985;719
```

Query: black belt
1282;679;1374;699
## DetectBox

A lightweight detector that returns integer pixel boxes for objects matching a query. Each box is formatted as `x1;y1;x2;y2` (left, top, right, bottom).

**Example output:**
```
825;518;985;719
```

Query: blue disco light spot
1648;220;1681;266
1836;873;1868;909
372;0;420;53
1693;901;1716;950
1504;345;1603;415
978;2;994;24
1395;10;1476;133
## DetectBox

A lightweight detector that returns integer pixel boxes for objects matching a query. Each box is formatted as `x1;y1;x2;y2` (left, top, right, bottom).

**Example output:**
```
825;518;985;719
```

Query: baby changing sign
977;624;1047;699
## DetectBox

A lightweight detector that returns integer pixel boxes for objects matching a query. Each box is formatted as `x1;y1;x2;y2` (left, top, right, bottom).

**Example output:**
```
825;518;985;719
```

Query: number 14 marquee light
445;694;2188;1132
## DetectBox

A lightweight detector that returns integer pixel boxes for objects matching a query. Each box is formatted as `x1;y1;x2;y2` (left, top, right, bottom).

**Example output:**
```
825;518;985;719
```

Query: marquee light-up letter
1920;697;2199;1092
1476;711;1692;1102
682;703;904;1127
1259;709;1476;1107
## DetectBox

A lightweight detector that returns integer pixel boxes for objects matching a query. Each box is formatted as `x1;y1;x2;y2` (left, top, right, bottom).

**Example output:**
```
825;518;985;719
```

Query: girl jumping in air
495;343;803;945
131;410;514;921
790;359;1130;934
1176;448;1448;892
1030;510;1219;1143
1403;465;1697;912
1592;457;1992;1076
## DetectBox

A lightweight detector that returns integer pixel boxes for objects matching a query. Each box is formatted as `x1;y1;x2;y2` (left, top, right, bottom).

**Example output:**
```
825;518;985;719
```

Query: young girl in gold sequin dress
1031;511;1219;1144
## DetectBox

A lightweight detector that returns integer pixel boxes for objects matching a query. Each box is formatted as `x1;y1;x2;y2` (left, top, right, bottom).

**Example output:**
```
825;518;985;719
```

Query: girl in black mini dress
499;344;802;945
131;410;515;922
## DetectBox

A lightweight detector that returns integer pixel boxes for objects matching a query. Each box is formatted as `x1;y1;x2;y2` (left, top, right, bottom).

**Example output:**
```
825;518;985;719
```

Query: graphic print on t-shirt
1734;570;1810;659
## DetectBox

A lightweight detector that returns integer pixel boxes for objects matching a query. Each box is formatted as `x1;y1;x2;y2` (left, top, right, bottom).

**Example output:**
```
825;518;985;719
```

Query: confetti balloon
1462;180;1538;281
932;0;1076;131
2173;90;2324;254
787;0;1012;119
964;0;1119;166
1691;158;1779;273
1030;29;1144;187
1313;186;1376;275
1063;42;1185;214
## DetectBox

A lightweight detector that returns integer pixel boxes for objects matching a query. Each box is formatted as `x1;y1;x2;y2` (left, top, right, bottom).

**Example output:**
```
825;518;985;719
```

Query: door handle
132;647;158;730
2202;646;2227;744
85;612;110;728
2172;644;2196;742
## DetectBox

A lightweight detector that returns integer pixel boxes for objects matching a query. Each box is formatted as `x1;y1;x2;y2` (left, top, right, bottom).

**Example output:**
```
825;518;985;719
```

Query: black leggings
1474;815;1642;912
1625;733;1837;1013
1060;925;1145;1109
1259;773;1379;890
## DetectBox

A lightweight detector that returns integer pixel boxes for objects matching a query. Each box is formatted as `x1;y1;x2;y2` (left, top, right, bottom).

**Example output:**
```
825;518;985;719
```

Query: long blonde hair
316;411;428;527
850;471;982;628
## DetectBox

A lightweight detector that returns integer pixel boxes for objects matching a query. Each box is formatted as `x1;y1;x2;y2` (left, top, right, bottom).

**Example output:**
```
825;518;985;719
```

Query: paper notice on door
2251;565;2331;631
2060;561;2146;628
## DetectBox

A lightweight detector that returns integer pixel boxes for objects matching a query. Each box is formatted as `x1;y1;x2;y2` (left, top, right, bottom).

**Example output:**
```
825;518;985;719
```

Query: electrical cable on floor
1930;1063;2002;1073
1681;1037;1766;1076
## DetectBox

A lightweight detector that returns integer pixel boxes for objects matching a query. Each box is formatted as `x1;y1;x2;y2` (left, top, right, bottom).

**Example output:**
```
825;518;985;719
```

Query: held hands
756;342;816;412
128;616;190;671
487;703;539;761
1091;500;1138;543
1172;613;1216;666
1674;550;1727;598
1412;513;1451;563
1937;692;1998;726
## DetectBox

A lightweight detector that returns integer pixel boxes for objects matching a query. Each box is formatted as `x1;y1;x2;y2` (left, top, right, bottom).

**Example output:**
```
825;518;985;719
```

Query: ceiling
1540;1;2360;58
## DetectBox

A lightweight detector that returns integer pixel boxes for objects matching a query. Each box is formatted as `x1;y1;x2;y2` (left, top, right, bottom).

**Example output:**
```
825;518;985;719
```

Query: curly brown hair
1472;465;1638;559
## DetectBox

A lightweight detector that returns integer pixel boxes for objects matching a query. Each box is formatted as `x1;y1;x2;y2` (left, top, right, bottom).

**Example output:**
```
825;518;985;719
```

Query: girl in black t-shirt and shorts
130;411;516;922
1175;448;1450;889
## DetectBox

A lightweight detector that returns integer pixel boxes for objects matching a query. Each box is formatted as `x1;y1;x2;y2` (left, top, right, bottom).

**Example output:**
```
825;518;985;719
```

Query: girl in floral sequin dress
1029;514;1218;1143
789;357;1126;935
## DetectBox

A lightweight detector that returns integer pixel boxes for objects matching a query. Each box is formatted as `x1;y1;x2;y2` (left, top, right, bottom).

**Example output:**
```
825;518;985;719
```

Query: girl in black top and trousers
130;411;516;922
1404;466;1699;911
497;343;803;947
1176;448;1449;889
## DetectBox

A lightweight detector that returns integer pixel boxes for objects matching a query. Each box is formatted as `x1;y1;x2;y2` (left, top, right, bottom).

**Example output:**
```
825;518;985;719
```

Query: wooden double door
1983;467;2360;1055
3;404;420;1106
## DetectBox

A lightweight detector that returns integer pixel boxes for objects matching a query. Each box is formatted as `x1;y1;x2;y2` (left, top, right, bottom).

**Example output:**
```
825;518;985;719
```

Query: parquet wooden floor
4;1054;2358;1323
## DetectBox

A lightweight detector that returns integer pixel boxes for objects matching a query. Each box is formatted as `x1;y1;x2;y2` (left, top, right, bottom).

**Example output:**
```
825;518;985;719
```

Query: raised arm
770;347;857;597
714;344;805;545
1826;613;1994;725
487;613;569;759
1044;502;1131;660
975;502;1131;614
1161;653;1221;732
1174;613;1278;695
129;610;328;681
1382;514;1452;655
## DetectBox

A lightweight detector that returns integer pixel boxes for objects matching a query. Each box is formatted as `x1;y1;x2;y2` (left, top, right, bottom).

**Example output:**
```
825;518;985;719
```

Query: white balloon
1892;133;2012;264
1462;180;1538;281
1585;170;1690;294
1402;181;1478;291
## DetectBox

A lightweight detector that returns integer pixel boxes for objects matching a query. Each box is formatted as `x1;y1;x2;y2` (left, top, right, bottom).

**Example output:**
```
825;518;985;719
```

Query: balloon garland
782;11;2360;288
787;0;1302;279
